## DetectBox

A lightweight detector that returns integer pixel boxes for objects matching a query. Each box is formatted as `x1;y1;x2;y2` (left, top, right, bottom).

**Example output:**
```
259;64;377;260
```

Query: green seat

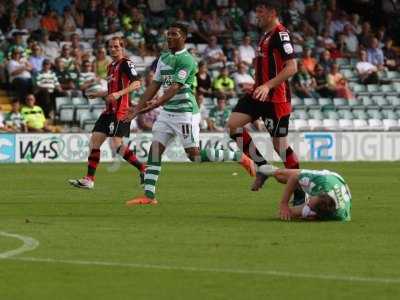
308;108;324;120
338;108;354;120
333;98;347;107
325;110;340;120
293;110;309;120
367;109;383;120
352;108;368;120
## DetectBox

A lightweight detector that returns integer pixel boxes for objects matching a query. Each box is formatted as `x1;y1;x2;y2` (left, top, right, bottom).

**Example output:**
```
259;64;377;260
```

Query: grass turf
0;162;399;300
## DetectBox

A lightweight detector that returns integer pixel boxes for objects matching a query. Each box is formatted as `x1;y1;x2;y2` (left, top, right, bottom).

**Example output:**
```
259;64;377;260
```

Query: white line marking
7;256;400;285
0;231;39;259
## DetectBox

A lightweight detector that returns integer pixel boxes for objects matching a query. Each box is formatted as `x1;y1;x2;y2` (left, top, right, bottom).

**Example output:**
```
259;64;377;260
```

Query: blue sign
0;134;15;163
304;133;334;161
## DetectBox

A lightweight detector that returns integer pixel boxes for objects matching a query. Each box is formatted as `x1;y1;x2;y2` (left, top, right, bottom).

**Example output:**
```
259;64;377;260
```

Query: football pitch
1;162;399;299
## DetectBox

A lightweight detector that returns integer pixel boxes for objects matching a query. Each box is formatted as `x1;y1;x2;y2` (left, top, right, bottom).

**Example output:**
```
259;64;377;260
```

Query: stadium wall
0;132;399;163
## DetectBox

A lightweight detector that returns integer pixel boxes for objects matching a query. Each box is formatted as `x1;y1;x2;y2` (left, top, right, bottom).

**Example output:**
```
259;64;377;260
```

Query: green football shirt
154;49;199;114
298;169;352;221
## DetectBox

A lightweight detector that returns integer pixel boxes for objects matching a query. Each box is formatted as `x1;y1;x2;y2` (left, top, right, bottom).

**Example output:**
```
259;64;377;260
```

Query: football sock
117;145;145;172
230;128;267;166
280;146;305;205
281;146;300;169
200;149;242;162
86;148;100;181
144;150;161;199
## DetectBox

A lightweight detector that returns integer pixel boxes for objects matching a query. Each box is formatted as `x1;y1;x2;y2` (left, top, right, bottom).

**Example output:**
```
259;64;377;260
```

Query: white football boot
68;177;94;189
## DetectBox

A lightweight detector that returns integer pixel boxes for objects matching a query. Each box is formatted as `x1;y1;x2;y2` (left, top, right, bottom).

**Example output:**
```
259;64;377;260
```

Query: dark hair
169;22;188;37
314;194;336;218
256;0;282;15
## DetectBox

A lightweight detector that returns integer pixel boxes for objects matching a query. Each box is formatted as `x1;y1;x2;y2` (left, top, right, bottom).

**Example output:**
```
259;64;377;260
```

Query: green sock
144;152;161;199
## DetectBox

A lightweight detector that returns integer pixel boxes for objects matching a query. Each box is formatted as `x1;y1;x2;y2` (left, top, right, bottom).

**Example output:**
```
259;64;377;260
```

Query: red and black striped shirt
105;57;139;120
254;23;295;117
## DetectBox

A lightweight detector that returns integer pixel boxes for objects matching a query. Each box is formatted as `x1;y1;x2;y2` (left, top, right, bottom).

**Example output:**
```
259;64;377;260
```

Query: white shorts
152;110;200;149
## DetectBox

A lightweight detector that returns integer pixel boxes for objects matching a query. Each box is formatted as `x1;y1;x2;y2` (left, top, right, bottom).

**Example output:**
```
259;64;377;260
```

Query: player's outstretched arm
278;172;300;221
122;81;161;122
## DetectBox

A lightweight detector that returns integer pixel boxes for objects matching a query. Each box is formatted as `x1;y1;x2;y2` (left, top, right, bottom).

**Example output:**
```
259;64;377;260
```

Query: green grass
0;162;400;300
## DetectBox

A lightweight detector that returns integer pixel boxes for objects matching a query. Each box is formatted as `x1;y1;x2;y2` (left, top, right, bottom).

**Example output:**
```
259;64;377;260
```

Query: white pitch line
8;256;400;285
0;231;39;259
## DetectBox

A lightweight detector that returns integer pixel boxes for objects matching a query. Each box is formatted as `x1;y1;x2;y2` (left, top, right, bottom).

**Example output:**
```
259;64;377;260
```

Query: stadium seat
380;84;396;96
293;119;310;131
348;98;362;108
359;96;376;107
322;119;339;130
72;97;88;106
325;110;340;120
292;109;308;120
303;98;318;108
308;108;324;120
352;108;368;120
333;98;348;107
385;71;400;81
366;84;380;94
79;111;92;128
351;83;367;96
55;97;71;113
60;105;75;122
75;105;90;123
318;97;334;109
353;119;369;130
367;109;383;120
374;97;389;107
386;96;400;107
381;108;398;120
338;119;354;130
337;108;354;120
291;97;304;108
308;119;324;130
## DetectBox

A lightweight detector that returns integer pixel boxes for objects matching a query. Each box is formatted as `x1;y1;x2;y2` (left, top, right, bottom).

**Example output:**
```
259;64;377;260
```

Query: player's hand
253;84;271;102
279;202;292;221
122;107;138;122
106;92;121;102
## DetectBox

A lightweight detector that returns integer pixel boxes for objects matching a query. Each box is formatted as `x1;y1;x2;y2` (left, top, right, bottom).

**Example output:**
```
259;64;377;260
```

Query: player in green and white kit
259;165;352;221
123;23;254;205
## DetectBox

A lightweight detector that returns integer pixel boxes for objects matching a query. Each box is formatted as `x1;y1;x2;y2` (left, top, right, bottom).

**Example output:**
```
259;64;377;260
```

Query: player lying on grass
258;165;352;221
122;23;255;205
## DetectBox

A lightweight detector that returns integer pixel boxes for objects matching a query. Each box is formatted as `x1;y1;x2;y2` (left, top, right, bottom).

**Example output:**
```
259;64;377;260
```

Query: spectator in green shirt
212;67;236;98
5;100;27;132
21;94;52;132
207;95;231;132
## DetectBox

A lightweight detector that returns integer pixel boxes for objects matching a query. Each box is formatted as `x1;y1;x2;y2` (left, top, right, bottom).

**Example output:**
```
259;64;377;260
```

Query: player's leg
111;137;146;184
68;131;107;189
270;117;305;205
126;115;173;205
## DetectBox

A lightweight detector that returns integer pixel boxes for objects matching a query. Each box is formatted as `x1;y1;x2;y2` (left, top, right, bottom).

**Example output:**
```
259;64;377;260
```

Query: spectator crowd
0;0;399;133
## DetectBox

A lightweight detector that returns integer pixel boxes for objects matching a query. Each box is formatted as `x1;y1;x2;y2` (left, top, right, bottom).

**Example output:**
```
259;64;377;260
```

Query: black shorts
233;94;290;137
92;113;131;137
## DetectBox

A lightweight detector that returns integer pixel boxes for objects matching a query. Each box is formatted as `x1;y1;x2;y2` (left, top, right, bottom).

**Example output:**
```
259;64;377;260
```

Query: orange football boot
126;196;158;206
239;153;256;177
